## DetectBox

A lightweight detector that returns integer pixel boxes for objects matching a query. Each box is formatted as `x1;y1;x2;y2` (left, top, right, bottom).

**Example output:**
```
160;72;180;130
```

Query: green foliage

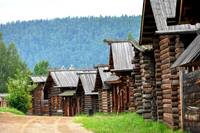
75;113;182;133
0;33;27;93
0;16;141;69
0;107;25;115
34;60;49;75
6;70;35;113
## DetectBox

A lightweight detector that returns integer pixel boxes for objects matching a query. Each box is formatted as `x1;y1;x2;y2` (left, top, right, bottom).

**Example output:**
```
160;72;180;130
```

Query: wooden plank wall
32;85;43;115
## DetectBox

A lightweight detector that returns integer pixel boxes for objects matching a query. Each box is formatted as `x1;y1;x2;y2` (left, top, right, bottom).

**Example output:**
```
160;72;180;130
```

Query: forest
0;15;141;69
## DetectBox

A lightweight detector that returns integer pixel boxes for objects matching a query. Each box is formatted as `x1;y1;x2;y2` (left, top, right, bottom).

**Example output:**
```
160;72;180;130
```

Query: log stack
133;49;143;114
140;52;156;119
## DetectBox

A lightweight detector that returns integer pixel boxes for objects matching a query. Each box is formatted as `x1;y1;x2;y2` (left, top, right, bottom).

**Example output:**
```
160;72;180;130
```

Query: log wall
154;48;163;121
158;35;184;129
133;49;143;114
140;52;156;120
101;89;112;113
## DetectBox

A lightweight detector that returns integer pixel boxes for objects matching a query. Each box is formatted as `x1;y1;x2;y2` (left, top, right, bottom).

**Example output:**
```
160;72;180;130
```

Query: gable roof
140;0;200;44
78;71;98;95
105;40;135;71
31;76;47;83
96;66;112;90
49;70;81;88
98;66;111;83
150;0;200;33
172;35;200;68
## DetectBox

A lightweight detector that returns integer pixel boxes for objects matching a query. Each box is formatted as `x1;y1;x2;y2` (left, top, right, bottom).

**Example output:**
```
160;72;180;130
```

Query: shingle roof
78;72;97;95
172;35;200;68
31;76;47;83
107;41;135;71
50;70;81;88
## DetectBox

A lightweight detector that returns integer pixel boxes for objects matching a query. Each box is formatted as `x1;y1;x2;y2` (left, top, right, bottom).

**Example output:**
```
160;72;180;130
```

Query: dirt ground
0;113;92;133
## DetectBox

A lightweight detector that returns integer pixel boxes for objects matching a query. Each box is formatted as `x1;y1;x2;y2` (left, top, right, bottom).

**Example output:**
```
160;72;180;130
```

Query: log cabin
104;40;135;113
140;0;200;129
30;76;48;115
0;93;8;107
44;69;81;116
172;35;200;132
76;71;98;114
93;65;112;113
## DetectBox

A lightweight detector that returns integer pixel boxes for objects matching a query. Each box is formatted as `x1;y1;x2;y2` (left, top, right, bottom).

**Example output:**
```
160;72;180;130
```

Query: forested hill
0;16;141;69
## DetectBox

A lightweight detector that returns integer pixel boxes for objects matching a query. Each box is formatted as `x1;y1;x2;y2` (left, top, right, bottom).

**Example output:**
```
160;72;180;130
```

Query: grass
0;107;25;115
75;112;182;133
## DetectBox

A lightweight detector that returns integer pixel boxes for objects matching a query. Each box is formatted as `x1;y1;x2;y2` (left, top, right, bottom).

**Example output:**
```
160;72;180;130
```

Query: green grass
0;107;25;115
75;112;182;133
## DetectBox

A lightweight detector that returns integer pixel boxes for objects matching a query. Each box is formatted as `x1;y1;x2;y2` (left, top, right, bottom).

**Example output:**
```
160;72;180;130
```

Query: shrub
6;70;35;113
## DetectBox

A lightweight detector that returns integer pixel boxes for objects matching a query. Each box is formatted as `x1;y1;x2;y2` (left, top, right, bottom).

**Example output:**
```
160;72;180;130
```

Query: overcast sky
0;0;143;24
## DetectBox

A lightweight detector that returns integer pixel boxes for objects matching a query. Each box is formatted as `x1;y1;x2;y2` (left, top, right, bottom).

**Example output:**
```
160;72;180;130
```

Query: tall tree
34;60;49;76
0;33;27;93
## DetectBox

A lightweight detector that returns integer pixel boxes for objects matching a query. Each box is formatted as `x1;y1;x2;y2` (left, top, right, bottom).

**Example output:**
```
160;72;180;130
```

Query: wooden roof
140;0;200;44
31;76;47;83
105;40;135;71
49;70;81;88
105;73;120;84
172;35;200;68
78;71;98;95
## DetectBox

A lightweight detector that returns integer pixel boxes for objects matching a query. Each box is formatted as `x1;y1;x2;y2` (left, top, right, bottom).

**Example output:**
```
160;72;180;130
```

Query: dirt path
0;113;92;133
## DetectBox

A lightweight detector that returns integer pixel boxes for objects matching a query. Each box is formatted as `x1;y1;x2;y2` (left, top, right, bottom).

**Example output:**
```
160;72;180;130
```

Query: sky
0;0;143;24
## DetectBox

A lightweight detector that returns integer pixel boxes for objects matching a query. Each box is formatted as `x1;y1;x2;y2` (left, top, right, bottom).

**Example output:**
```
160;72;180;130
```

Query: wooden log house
93;65;112;113
76;71;99;114
44;69;80;116
172;35;200;132
30;76;48;115
0;93;8;107
140;0;200;129
104;40;135;113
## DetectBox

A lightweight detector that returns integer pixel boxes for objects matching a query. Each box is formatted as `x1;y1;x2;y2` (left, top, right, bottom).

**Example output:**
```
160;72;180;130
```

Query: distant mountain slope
0;16;141;69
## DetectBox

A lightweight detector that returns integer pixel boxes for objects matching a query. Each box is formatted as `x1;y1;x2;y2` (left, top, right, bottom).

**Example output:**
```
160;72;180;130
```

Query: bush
6;70;35;113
